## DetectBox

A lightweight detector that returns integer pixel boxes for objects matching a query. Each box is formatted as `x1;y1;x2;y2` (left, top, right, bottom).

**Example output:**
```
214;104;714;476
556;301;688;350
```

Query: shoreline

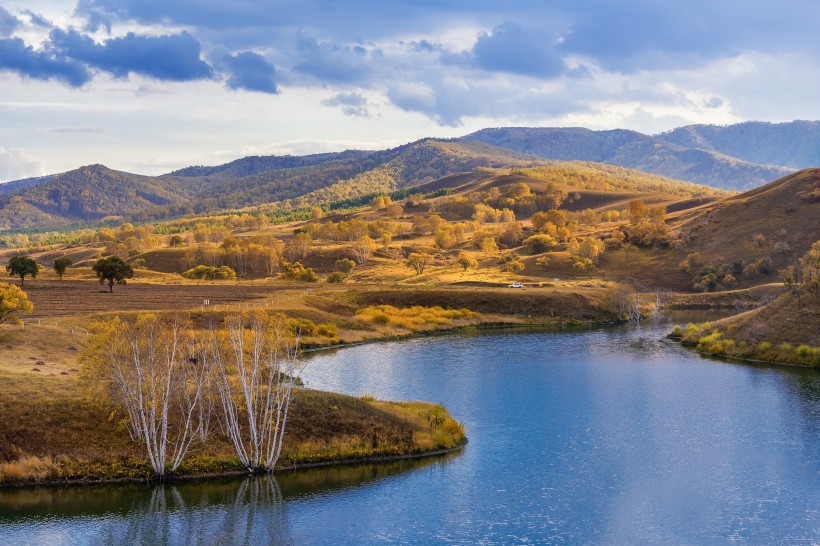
300;318;616;354
667;335;820;370
0;441;468;491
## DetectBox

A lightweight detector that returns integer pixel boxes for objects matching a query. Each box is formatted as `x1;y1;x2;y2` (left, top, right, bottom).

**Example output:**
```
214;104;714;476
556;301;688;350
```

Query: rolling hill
462;127;794;190
672;168;820;267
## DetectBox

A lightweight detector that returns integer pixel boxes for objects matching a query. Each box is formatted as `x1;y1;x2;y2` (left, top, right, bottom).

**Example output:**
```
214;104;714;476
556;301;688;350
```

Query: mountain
0;165;217;229
462;124;801;190
0;140;543;230
0;174;56;197
660;121;820;169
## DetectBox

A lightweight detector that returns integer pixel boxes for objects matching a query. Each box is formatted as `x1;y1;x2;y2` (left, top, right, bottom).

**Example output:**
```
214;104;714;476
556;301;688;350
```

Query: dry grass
356;304;480;331
672;168;820;269
0;367;466;485
0;456;59;484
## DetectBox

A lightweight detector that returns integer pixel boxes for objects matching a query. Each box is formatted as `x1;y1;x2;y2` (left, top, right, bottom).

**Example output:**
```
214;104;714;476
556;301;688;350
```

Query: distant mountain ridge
0;139;543;230
1;120;816;230
463;121;820;190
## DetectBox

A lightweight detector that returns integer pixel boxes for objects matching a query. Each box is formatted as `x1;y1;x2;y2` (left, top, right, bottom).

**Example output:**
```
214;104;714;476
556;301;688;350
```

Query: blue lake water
1;311;818;544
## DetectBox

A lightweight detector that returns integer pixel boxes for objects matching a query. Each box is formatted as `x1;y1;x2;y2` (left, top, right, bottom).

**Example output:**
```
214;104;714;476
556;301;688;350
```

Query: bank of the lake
0;382;465;488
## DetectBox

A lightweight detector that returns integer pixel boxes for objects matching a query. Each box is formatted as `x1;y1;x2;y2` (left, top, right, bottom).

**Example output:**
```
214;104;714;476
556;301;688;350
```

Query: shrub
335;258;356;275
287;318;318;336
316;323;338;337
523;234;557;254
682;323;703;343
796;345;813;360
355;305;480;331
697;331;723;353
501;259;524;273
281;261;318;282
182;265;237;280
327;271;346;283
571;256;595;273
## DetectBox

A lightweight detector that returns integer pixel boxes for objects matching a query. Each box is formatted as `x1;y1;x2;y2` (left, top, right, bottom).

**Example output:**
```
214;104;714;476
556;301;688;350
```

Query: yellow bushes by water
356;305;480;331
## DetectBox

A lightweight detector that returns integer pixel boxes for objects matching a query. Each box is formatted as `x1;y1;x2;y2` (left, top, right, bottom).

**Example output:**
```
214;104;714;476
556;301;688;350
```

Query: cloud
0;147;46;183
0;6;20;37
469;23;566;78
321;92;372;118
21;10;54;29
0;37;91;87
43;126;104;134
49;29;213;82
293;35;376;85
222;51;278;93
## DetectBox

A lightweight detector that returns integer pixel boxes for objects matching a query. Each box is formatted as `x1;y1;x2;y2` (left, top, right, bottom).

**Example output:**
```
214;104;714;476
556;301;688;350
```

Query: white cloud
0;147;46;182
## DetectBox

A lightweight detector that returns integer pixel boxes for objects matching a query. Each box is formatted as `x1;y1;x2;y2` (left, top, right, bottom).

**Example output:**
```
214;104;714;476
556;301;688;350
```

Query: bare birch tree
208;312;301;473
84;314;210;478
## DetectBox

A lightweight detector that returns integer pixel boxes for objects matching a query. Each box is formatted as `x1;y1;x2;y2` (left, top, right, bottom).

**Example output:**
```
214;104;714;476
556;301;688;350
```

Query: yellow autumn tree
0;282;33;325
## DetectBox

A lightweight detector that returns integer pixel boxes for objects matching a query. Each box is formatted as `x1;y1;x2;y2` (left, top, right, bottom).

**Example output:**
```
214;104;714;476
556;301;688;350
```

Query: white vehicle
508;282;524;288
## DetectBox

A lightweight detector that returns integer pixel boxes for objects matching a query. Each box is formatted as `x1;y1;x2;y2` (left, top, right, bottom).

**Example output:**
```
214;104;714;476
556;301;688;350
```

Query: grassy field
0;365;465;486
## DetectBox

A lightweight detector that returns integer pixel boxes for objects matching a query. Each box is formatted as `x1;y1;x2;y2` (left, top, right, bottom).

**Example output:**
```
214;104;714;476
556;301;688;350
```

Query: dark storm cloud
7;0;820;125
0;37;91;86
223;51;279;93
49;29;213;81
470;23;565;78
71;0;820;73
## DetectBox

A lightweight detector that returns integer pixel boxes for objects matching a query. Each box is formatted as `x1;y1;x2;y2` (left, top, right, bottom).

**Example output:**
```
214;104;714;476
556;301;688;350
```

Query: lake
1;311;818;544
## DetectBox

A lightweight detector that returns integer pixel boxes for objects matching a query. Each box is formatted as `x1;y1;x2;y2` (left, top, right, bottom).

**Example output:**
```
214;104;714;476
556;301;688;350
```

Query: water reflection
0;454;458;545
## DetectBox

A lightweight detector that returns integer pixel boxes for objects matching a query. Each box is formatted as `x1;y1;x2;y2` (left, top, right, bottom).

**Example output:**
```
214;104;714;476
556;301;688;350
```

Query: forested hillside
0;140;541;230
0;165;212;229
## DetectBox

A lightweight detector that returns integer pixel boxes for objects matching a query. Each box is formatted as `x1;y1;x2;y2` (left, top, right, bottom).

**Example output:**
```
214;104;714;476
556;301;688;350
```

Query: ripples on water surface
1;311;818;545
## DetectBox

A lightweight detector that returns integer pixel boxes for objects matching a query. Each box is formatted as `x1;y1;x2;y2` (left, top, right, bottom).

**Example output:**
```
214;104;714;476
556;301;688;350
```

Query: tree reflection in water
94;475;291;545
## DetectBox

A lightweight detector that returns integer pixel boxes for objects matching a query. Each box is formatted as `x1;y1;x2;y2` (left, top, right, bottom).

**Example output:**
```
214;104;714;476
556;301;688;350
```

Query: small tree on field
54;257;73;280
311;207;324;220
351;236;378;264
523;234;557;254
480;237;499;256
335;258;356;276
6;256;39;287
386;203;403;218
0;282;33;325
93;256;134;293
457;252;478;271
406;252;431;275
169;235;186;247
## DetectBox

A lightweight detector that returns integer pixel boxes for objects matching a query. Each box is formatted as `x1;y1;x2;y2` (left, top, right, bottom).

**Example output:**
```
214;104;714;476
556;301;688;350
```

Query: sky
1;1;819;182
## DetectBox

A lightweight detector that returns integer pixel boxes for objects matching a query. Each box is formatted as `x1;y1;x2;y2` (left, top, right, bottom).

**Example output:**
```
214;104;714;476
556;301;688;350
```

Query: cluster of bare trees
84;312;301;478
